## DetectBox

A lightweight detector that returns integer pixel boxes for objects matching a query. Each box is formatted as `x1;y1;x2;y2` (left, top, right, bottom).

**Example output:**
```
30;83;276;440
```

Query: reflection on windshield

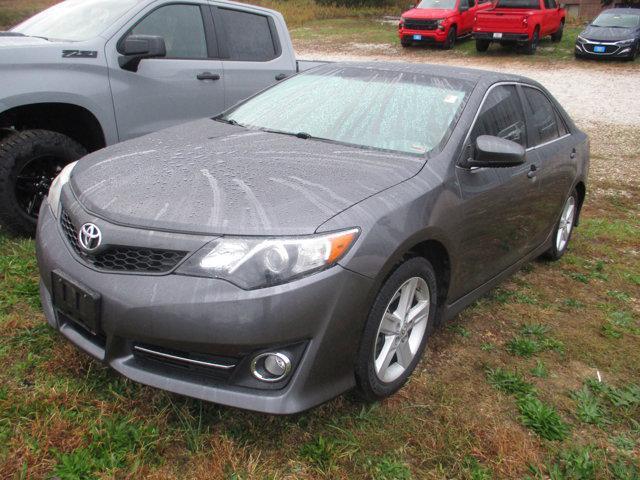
12;0;138;41
592;13;640;28
416;0;457;10
222;66;472;156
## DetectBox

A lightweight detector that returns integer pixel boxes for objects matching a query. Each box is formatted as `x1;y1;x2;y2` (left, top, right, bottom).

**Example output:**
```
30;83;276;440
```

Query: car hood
580;25;638;41
70;119;425;236
402;8;455;19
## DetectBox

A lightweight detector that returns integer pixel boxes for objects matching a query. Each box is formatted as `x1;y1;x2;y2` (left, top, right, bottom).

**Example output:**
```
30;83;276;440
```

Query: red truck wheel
443;26;457;50
551;21;564;42
522;28;539;55
475;39;490;52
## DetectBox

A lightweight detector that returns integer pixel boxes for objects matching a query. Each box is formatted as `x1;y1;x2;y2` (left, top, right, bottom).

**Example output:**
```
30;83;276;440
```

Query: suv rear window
496;0;540;8
218;9;277;62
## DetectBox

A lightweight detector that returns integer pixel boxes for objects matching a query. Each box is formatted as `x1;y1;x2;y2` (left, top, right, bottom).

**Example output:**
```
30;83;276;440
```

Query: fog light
251;352;292;382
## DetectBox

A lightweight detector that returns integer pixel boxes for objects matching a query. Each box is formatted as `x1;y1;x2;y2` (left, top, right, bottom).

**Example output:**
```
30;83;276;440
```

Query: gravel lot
297;48;640;127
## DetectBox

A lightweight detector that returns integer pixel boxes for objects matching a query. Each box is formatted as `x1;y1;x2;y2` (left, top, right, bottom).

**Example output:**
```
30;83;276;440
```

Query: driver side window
130;4;208;59
469;85;527;151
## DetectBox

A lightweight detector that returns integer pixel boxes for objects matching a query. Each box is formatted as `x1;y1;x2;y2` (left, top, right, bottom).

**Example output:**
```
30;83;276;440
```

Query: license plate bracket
51;270;101;334
493;32;503;39
413;34;422;40
594;45;605;53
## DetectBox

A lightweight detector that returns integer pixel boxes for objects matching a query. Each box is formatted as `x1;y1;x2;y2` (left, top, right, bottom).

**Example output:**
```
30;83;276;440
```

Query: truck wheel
523;28;539;54
475;39;490;52
551;21;564;42
0;130;86;237
442;26;457;50
401;37;412;47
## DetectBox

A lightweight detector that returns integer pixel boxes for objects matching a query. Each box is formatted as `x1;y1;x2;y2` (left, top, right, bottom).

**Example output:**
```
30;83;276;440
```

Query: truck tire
475;39;490;52
442;26;457;50
551;21;564;42
0;130;86;237
522;27;539;54
401;37;412;47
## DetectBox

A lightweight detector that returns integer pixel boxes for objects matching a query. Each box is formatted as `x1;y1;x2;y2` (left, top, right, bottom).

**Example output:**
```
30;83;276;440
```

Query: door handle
527;164;537;179
570;148;576;159
275;73;287;81
197;72;221;81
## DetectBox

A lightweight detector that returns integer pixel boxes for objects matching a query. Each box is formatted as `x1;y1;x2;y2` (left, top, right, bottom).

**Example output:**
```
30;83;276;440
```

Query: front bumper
400;28;448;43
36;201;374;414
473;31;530;42
574;40;636;59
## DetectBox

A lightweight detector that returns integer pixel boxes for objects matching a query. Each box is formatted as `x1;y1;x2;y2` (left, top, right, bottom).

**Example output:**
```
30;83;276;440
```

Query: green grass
517;396;570;441
486;367;537;397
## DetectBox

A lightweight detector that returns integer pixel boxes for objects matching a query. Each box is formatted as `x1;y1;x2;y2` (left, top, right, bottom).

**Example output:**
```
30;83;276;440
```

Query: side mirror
466;135;526;168
118;34;166;72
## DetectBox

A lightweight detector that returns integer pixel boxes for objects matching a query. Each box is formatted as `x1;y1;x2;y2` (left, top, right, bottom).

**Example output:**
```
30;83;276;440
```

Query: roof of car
318;61;529;86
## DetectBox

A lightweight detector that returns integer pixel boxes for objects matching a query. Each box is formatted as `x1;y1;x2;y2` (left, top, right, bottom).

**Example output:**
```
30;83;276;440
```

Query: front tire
442;26;457;50
401;37;412;47
543;189;578;261
355;257;438;402
0;130;86;237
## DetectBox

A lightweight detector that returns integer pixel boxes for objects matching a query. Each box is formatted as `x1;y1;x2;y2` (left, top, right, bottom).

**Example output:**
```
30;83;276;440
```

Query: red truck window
495;0;540;8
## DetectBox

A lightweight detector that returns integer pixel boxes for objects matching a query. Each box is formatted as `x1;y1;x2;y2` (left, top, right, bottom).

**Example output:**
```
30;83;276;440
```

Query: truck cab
473;0;565;54
399;0;492;49
0;0;300;236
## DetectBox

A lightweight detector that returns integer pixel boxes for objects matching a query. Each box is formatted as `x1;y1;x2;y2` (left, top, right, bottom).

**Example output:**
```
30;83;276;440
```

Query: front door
211;5;297;109
105;2;226;141
459;0;475;34
453;84;540;295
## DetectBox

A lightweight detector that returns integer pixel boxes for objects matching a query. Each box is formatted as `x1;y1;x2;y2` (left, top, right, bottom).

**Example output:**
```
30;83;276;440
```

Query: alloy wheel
373;277;430;383
555;195;576;252
14;156;65;220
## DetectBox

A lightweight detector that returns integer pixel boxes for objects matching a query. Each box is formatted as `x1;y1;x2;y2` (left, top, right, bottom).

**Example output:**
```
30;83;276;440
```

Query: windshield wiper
258;127;315;139
214;117;245;127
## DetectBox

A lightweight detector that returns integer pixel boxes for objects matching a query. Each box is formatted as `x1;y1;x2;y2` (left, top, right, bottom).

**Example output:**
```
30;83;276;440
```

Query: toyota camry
36;62;589;414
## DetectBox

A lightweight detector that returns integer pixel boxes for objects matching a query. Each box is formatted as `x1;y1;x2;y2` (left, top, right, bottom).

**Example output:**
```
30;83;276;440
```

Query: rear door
106;2;226;141
211;5;297;109
454;84;539;294
541;0;559;35
520;85;576;245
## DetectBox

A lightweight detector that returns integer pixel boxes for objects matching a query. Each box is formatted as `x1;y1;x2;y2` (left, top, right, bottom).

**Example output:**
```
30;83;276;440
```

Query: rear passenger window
218;9;277;61
131;4;207;59
470;85;527;148
522;87;563;145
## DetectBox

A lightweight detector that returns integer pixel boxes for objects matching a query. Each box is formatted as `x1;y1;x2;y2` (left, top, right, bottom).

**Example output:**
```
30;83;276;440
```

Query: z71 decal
62;50;98;59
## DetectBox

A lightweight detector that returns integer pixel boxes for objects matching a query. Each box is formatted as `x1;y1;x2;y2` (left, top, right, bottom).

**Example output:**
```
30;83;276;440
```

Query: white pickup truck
0;0;320;236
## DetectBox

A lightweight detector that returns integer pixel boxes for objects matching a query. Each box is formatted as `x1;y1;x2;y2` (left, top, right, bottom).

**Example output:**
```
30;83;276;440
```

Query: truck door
105;2;226;141
211;5;297;109
459;0;474;34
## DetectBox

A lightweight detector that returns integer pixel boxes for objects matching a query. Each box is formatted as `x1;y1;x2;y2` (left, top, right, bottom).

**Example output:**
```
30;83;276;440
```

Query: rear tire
0;130;86;237
543;189;578;261
355;257;438;402
442;26;457;50
475;39;490;52
522;28;539;54
551;21;564;42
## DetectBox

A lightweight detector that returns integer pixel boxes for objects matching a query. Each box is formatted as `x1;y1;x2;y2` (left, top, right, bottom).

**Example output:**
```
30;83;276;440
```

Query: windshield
496;0;540;8
12;0;139;41
592;12;640;28
222;66;472;156
416;0;457;10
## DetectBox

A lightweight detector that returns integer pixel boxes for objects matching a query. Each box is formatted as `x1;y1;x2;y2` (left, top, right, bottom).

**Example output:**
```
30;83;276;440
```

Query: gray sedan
35;62;589;414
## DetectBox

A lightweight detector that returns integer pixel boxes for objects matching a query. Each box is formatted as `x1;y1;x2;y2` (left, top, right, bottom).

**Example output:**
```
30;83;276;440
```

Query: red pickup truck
399;0;492;49
473;0;565;54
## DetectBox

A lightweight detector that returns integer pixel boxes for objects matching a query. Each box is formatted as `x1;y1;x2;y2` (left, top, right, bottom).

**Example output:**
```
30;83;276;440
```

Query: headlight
437;19;446;27
176;228;360;289
47;161;77;219
617;38;635;46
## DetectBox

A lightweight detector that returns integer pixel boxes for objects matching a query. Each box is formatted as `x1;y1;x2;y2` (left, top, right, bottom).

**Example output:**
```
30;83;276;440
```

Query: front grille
583;43;618;54
404;19;438;30
60;210;187;273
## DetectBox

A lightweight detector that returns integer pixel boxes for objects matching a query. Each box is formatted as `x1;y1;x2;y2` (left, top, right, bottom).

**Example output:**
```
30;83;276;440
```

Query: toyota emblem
78;223;102;251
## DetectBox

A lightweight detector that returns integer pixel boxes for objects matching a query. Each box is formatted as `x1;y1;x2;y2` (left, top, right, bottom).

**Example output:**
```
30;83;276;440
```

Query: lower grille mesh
60;210;187;273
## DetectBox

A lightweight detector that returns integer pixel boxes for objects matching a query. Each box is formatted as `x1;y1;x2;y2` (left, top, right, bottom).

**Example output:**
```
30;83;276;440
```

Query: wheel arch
574;180;586;226
0;102;107;152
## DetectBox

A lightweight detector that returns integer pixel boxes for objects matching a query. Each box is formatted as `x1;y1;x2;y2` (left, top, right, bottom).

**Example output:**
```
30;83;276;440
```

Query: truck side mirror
118;35;167;72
